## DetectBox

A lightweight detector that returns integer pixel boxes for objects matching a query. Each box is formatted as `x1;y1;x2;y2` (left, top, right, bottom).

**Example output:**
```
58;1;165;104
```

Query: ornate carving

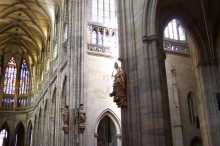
78;104;86;133
62;106;69;134
110;62;127;107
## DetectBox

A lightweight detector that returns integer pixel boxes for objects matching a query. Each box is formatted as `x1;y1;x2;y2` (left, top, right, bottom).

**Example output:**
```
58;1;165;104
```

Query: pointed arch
95;109;121;146
13;122;25;146
95;109;121;136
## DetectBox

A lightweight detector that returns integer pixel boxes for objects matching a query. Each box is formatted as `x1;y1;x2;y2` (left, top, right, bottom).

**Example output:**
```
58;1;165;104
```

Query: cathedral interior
0;0;220;146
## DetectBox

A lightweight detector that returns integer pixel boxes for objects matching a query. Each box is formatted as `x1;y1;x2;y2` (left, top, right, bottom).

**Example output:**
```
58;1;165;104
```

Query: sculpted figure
62;106;69;134
110;62;127;107
78;104;86;133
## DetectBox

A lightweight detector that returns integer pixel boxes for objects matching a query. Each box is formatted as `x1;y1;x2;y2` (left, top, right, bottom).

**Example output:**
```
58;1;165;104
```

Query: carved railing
87;44;112;57
164;39;190;55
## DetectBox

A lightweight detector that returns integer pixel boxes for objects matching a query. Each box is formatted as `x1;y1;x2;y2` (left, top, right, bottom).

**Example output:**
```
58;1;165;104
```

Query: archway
163;18;202;146
97;116;118;146
13;122;25;146
0;123;9;146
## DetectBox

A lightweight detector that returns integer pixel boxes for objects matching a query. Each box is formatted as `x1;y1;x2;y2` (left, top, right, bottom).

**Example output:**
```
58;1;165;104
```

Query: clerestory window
4;57;17;95
19;59;30;95
89;0;119;57
163;19;189;55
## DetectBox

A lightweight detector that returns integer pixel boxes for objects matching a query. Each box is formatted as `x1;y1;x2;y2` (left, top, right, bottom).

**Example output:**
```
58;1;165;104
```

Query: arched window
3;57;17;95
164;19;186;41
163;19;188;54
19;59;30;95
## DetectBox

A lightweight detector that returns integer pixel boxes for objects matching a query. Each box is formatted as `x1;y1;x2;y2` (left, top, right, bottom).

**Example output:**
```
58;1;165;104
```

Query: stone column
167;67;184;146
196;62;220;146
121;34;172;146
68;0;86;146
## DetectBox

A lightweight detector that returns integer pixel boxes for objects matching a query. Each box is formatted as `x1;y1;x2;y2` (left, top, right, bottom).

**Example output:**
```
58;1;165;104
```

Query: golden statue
110;62;127;107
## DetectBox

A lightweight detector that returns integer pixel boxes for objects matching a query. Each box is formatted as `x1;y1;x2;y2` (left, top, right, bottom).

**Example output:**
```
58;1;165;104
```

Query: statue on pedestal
110;62;127;107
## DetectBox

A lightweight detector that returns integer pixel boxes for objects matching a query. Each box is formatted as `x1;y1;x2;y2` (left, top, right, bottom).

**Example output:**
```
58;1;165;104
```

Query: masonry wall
165;52;202;146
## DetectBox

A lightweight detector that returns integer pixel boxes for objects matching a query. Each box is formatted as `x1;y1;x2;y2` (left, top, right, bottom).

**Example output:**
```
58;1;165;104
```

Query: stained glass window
3;57;17;94
19;59;29;95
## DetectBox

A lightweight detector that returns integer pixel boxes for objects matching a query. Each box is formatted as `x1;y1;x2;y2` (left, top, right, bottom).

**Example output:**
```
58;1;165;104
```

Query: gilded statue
110;62;127;107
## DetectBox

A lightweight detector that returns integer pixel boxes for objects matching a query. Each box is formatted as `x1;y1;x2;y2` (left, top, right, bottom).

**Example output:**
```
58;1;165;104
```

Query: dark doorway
13;122;25;146
191;137;203;146
97;116;117;146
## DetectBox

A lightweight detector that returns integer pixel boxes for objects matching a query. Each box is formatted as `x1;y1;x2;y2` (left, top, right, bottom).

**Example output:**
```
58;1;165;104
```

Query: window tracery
1;57;31;110
88;0;118;57
164;19;189;55
19;59;29;95
3;57;17;95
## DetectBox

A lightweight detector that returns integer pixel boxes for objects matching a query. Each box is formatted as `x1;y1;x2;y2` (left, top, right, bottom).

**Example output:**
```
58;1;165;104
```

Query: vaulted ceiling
0;0;60;65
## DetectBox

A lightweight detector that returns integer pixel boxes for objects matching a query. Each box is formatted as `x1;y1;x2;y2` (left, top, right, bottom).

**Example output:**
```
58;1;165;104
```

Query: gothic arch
95;109;121;146
13;122;25;146
143;0;205;63
0;122;10;131
95;109;121;136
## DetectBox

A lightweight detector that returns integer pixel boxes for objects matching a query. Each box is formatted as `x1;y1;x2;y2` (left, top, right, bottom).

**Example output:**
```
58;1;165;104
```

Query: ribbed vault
0;0;57;65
